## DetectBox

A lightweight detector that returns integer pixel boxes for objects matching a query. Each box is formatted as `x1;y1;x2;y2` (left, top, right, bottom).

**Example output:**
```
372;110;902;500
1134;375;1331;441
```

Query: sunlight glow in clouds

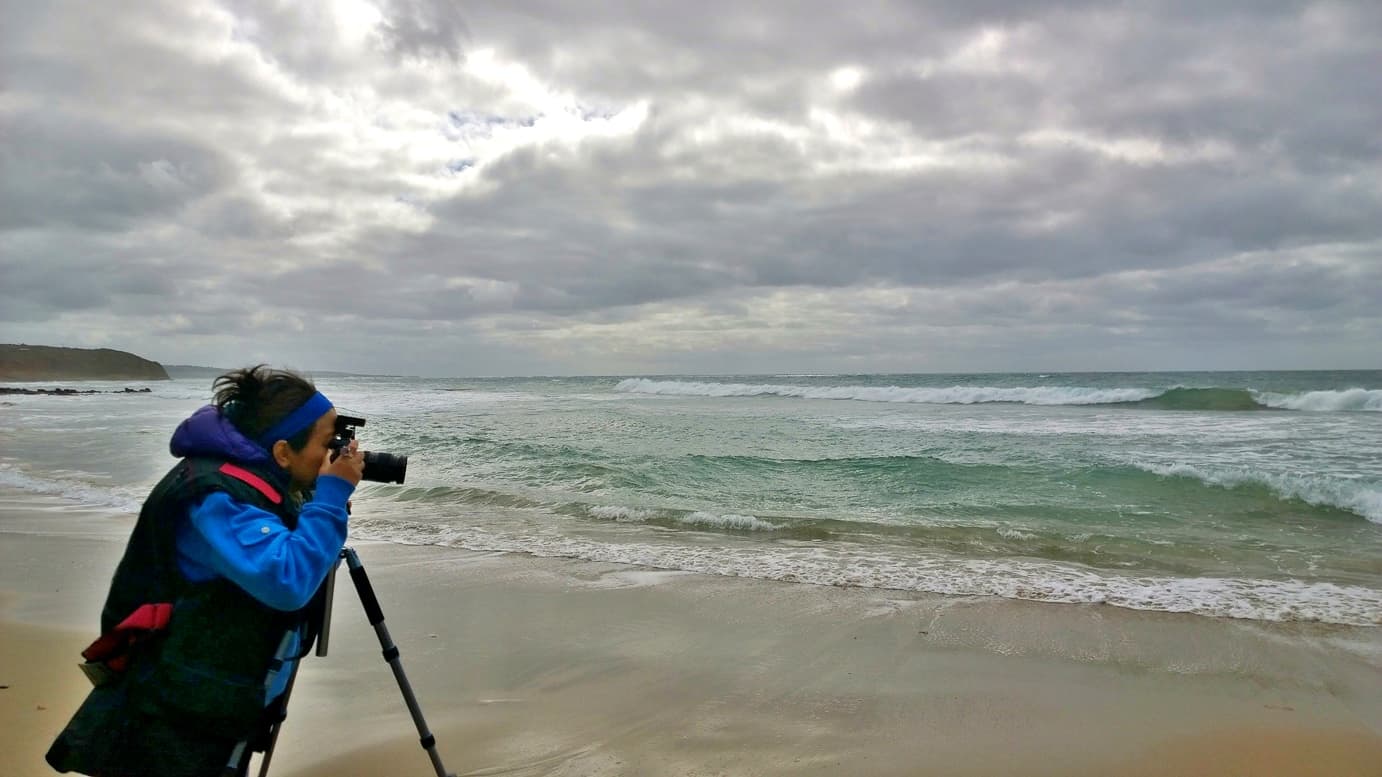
830;66;865;91
1021;129;1238;166
332;0;386;44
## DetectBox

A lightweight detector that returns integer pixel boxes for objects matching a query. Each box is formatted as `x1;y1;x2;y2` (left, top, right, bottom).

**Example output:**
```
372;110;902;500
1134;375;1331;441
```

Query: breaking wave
587;504;781;532
1136;462;1382;524
615;380;1382;412
1257;389;1382;412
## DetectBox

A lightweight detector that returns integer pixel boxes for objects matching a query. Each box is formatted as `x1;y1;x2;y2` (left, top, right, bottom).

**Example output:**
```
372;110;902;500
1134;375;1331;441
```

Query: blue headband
256;391;334;449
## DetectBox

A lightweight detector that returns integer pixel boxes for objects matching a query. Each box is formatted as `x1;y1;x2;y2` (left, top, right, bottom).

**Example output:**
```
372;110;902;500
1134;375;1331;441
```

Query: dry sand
3;491;1380;777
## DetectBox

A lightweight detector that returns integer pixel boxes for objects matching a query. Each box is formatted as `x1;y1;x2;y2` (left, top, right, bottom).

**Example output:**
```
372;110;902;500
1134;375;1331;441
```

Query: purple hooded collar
170;405;276;468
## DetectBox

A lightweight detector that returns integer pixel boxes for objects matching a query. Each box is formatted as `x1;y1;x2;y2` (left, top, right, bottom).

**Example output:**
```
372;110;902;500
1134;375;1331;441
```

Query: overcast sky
2;1;1379;376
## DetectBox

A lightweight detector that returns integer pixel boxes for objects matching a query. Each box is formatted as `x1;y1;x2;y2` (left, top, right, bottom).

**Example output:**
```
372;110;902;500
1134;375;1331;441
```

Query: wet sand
3;491;1380;777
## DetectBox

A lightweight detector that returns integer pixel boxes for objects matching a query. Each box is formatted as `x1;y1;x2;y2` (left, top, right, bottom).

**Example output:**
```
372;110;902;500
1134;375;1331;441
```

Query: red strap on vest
81;602;174;672
218;462;283;505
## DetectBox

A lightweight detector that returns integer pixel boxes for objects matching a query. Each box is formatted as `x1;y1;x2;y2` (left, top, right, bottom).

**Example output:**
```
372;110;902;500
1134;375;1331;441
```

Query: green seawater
2;370;1379;624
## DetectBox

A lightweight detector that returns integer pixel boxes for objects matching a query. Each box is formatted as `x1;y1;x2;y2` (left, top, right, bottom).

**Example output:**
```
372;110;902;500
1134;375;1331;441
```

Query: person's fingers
322;440;365;483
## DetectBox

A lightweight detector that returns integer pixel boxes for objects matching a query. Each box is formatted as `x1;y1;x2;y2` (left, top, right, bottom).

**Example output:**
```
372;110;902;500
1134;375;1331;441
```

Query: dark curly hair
213;365;319;451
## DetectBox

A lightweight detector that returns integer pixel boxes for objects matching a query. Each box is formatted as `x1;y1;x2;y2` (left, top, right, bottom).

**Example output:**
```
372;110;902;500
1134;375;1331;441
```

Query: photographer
47;365;364;777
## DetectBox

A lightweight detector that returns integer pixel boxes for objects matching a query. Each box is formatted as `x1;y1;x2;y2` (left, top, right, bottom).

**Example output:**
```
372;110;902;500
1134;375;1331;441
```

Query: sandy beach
4;490;1380;777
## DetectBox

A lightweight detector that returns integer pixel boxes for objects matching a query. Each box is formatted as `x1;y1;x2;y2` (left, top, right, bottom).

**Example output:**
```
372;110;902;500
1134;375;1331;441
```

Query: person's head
213;365;337;488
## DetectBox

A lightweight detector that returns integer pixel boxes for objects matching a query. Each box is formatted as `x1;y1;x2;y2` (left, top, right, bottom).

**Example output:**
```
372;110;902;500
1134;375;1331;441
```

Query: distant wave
1118;387;1267;411
616;379;1156;405
1127;387;1382;412
1137;462;1382;524
615;380;1382;412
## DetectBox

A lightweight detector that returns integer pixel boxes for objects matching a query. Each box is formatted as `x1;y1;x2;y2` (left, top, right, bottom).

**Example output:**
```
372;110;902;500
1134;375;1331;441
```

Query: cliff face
0;344;170;381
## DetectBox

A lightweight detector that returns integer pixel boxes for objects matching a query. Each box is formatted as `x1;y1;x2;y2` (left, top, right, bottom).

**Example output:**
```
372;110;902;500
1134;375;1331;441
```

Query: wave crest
585;503;780;532
1257;389;1382;412
616;379;1382;412
1137;462;1382;524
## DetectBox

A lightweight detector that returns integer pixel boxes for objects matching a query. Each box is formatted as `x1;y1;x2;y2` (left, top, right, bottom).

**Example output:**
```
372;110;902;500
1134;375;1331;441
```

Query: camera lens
361;451;407;484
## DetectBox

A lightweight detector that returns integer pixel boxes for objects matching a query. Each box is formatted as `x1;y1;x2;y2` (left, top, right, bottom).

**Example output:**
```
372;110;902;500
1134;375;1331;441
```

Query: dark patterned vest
48;458;317;776
100;457;304;735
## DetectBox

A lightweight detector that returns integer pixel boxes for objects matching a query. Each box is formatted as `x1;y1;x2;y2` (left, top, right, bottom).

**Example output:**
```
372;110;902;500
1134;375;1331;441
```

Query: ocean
2;370;1379;627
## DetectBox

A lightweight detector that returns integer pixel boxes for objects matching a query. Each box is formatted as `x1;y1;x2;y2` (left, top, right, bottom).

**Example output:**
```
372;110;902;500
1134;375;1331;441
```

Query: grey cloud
1124;255;1382;320
218;0;381;79
2;0;297;120
849;72;1045;140
376;0;470;60
0;262;106;320
186;196;299;241
379;128;1376;317
439;2;939;106
2;0;1378;374
0;230;217;325
0;116;233;232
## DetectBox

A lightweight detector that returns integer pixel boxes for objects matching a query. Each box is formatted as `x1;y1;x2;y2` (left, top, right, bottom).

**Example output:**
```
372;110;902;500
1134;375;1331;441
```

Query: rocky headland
0;344;169;381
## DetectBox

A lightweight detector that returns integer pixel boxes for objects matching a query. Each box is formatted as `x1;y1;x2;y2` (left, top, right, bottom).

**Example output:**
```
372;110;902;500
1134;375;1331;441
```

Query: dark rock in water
0;344;169;381
0;386;154;396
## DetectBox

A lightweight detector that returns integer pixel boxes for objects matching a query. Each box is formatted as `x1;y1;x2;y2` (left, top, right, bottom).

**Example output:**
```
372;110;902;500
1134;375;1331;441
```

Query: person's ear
272;439;292;468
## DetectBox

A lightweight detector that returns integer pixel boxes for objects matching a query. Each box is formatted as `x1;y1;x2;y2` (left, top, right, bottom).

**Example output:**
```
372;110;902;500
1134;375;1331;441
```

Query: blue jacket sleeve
178;475;355;611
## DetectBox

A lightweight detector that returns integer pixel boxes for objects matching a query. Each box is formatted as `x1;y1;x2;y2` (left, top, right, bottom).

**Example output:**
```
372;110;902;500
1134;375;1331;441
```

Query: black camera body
330;413;408;484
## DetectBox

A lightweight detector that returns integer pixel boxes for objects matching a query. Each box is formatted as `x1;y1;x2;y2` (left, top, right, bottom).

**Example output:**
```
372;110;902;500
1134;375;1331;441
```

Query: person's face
272;409;338;489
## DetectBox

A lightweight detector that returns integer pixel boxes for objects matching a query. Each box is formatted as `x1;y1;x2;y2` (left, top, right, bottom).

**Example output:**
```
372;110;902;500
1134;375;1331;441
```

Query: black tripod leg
342;547;456;777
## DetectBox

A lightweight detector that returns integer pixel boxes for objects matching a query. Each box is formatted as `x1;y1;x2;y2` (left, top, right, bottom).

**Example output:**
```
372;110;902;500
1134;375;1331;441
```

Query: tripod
227;547;456;777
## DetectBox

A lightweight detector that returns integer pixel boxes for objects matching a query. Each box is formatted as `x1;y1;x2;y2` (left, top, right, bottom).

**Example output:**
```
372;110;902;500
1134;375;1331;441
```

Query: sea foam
678;511;780;531
586;504;780;531
347;515;1382;627
0;464;144;514
1256;389;1382;412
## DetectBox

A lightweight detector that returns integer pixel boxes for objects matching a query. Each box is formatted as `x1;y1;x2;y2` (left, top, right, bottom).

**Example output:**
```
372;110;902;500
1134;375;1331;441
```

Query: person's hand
321;439;365;486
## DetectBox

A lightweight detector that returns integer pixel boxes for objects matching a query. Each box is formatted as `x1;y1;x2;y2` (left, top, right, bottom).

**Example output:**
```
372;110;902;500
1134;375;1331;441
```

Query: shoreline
3;489;1381;776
